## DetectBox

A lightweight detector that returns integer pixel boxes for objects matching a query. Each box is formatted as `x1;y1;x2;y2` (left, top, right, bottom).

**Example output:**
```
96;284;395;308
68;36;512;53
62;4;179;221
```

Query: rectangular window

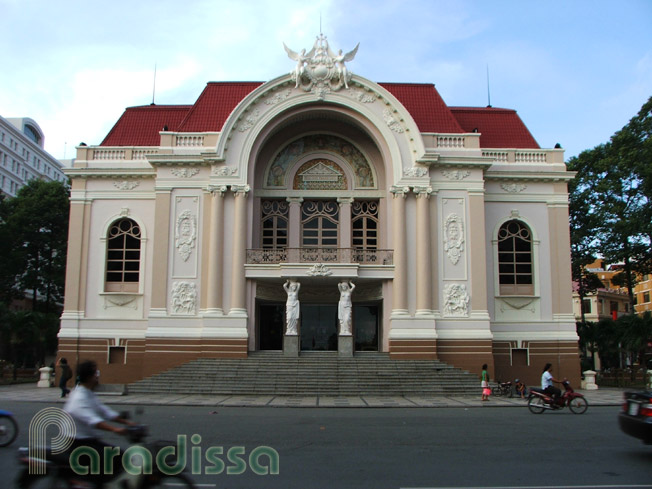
644;292;650;303
582;299;592;314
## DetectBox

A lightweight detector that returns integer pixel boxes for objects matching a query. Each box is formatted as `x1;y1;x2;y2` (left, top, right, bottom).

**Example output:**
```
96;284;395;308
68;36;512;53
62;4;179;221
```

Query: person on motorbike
541;363;562;401
63;360;135;486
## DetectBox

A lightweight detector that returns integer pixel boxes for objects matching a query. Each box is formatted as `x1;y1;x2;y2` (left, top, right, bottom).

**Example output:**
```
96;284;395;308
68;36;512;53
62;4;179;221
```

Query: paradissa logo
29;408;279;476
71;435;279;476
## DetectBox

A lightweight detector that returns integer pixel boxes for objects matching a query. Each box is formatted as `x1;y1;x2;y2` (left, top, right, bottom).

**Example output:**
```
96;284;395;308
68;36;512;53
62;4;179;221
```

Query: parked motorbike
528;380;588;414
0;409;18;447
492;381;513;397
15;413;196;488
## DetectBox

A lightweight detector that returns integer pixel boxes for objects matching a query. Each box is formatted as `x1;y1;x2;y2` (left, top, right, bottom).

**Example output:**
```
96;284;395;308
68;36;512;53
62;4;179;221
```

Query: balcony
246;248;393;265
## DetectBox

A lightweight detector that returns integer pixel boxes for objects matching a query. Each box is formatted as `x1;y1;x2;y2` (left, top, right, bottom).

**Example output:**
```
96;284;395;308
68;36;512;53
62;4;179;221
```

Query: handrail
246;248;393;265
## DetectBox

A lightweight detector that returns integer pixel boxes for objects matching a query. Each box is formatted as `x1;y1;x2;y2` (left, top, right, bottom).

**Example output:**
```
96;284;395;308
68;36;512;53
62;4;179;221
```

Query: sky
1;0;651;162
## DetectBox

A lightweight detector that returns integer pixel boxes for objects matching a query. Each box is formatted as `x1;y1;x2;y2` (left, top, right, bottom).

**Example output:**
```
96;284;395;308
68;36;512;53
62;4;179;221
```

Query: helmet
514;378;520;383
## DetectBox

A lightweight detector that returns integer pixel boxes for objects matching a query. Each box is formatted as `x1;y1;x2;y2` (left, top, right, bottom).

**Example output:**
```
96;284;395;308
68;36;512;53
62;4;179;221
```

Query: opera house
58;35;580;388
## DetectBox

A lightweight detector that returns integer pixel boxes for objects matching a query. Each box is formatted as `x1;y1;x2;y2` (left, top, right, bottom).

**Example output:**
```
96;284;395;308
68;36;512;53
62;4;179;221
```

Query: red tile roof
99;83;539;150
177;82;263;132
379;83;464;133
101;105;192;146
449;106;540;149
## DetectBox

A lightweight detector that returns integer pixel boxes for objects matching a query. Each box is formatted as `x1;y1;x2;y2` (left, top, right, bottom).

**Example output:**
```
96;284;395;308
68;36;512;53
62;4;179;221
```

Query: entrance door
300;304;338;351
354;304;379;351
258;302;284;350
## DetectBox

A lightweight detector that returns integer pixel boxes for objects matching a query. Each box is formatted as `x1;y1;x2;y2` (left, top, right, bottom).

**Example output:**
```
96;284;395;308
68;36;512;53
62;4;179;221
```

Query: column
287;197;303;249
338;197;353;261
206;185;226;314
414;186;433;314
391;186;409;315
468;191;488;312
230;185;249;316
150;191;172;311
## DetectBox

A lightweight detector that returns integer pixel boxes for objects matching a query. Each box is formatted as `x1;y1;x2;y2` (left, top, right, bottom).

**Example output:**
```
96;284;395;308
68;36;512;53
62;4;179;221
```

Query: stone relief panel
441;198;467;281
172;196;199;279
443;283;470;317
171;168;200;178
171;281;197;315
443;213;465;265
175;210;197;262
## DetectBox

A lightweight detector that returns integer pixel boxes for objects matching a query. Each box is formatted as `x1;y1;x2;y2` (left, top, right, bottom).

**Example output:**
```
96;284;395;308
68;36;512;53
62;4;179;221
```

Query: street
1;401;651;488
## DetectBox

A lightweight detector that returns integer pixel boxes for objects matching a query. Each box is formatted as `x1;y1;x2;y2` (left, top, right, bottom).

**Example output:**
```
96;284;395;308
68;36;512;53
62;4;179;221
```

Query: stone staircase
128;352;480;396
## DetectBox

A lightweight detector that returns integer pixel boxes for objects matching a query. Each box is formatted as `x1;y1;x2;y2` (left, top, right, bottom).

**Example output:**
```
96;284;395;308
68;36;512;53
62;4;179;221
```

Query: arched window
352;200;378;250
261;200;288;249
497;219;533;295
105;218;141;292
301;200;339;248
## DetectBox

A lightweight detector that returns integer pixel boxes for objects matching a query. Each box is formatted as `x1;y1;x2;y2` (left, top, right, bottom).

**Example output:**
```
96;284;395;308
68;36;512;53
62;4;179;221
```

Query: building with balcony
0;115;67;197
58;36;579;387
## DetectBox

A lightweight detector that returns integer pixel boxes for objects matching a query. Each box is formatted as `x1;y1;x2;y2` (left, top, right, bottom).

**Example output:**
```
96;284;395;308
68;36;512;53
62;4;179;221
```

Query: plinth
284;335;299;357
338;335;353;357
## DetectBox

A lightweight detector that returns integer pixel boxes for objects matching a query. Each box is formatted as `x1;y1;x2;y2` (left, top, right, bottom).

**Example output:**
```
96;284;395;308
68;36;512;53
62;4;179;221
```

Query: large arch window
105;218;141;292
497;219;533;295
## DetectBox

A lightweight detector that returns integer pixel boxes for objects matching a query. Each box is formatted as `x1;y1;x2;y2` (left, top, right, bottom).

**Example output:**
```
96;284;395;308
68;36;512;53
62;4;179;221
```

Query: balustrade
246;248;393;265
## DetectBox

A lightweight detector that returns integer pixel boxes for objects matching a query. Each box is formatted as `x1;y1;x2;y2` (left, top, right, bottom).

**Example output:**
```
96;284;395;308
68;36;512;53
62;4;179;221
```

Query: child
481;364;491;401
514;379;527;399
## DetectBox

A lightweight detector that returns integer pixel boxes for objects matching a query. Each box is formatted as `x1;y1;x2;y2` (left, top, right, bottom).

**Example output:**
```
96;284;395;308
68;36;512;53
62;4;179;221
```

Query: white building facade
58;37;580;387
0;116;67;197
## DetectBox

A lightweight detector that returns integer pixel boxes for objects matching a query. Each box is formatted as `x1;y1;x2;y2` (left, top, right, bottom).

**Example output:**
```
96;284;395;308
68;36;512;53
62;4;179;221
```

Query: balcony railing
246;248;393;265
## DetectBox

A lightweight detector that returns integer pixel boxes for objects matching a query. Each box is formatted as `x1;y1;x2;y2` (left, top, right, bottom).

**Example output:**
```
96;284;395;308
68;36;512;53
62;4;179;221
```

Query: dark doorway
258;302;284;350
300;304;338;351
354;304;379;351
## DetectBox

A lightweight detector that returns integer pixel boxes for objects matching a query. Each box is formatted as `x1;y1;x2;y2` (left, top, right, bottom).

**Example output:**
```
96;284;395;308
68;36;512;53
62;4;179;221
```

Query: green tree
2;180;69;313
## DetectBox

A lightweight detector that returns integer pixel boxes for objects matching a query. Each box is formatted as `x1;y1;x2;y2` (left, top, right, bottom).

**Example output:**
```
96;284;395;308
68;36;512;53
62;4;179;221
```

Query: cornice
484;170;576;183
64;168;156;179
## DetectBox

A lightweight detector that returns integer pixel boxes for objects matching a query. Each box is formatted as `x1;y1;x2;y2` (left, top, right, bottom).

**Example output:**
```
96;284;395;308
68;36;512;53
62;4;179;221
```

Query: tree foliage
568;96;652;311
0;179;69;366
1;180;70;313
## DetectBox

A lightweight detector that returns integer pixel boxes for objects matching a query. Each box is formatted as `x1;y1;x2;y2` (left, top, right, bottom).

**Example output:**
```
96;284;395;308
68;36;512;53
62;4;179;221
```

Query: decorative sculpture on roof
284;34;359;100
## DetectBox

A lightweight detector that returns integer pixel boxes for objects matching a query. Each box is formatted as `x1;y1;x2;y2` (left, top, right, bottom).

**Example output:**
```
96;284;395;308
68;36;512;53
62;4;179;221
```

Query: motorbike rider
63;360;135;486
541;363;562;401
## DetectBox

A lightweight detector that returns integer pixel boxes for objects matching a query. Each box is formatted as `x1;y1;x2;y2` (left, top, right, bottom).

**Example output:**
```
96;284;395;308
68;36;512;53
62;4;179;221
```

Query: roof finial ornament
283;34;359;100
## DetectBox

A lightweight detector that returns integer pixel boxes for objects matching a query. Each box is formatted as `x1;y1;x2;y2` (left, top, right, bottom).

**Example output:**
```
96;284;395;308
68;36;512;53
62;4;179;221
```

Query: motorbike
527;380;588;414
492;381;513;397
15;413;196;489
0;409;18;447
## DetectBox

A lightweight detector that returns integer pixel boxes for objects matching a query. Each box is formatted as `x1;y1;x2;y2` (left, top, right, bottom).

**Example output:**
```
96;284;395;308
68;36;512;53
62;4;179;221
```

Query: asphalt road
1;401;651;489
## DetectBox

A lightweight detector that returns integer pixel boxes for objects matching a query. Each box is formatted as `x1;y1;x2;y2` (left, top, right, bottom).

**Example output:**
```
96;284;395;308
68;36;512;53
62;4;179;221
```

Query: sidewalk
0;383;628;408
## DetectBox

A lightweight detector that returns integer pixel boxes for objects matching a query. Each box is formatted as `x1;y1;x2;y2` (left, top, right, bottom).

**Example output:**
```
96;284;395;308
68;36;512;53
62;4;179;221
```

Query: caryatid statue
283;279;301;335
337;280;356;336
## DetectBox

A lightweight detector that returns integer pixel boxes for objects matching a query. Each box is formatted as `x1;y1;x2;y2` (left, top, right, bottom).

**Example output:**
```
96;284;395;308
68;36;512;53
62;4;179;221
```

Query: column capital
390;186;410;198
206;184;228;196
413;186;433;198
231;184;250;196
337;197;354;206
286;196;304;204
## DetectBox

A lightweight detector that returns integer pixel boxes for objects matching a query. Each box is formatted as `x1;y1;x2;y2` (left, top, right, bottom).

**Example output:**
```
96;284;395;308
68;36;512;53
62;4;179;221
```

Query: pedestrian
57;357;72;398
541;363;561;399
514;378;527;399
481;364;491;401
